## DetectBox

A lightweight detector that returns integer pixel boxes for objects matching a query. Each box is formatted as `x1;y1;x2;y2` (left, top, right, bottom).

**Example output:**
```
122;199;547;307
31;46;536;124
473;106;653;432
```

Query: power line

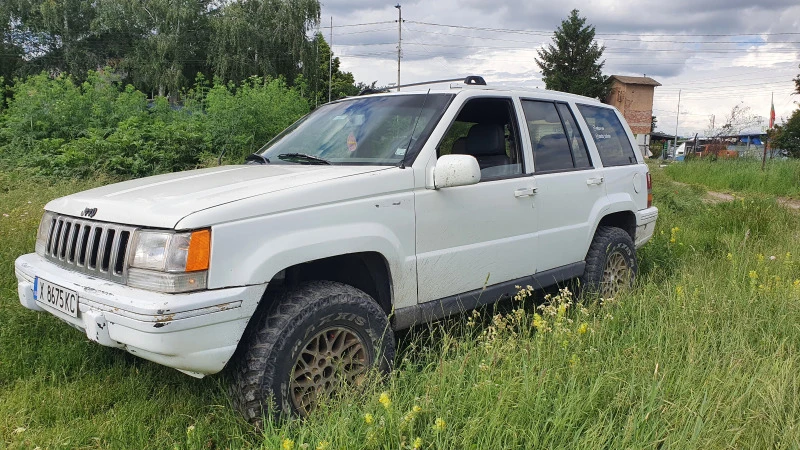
404;20;800;38
320;20;395;29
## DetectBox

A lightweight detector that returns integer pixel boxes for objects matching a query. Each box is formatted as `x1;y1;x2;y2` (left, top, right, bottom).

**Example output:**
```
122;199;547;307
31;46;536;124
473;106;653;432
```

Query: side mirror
433;154;481;188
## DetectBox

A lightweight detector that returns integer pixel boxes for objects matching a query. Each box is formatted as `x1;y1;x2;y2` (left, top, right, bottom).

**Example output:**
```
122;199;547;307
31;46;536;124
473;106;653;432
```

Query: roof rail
357;75;486;95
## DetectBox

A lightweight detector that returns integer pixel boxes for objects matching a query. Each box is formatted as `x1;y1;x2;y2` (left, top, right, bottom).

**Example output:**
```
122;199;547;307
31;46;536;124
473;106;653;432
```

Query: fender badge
81;207;98;218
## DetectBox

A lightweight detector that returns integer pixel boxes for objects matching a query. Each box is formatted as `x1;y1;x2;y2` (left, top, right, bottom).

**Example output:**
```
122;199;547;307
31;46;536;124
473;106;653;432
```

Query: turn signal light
646;172;653;208
186;229;211;272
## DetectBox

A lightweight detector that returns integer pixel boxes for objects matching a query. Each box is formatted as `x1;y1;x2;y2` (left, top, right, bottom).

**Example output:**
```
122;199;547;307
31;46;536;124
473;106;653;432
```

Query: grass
663;158;800;198
1;166;800;448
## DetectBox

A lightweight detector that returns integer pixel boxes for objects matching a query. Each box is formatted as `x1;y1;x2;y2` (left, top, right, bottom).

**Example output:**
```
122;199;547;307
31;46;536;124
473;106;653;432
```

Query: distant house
605;75;661;157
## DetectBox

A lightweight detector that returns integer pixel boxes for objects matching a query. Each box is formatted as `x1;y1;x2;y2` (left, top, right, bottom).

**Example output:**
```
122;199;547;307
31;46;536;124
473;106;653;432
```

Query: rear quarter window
576;104;638;166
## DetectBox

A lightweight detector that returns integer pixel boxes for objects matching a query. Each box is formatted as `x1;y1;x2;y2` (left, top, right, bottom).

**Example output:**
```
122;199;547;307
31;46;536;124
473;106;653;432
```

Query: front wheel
230;281;395;424
580;226;637;299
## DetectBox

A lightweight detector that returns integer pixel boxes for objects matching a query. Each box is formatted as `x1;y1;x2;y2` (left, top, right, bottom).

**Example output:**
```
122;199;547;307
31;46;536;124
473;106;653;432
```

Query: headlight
35;212;55;256
128;229;210;293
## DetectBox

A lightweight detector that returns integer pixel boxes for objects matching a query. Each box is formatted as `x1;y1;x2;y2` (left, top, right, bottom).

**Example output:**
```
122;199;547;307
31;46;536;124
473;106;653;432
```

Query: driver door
414;96;539;303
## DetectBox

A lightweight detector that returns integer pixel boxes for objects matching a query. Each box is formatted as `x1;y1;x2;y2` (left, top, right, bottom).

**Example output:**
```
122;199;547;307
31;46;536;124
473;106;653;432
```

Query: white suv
15;77;658;422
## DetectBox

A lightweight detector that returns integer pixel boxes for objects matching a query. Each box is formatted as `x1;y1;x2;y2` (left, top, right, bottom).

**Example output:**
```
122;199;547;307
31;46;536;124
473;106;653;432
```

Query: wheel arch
596;210;636;243
230;251;394;364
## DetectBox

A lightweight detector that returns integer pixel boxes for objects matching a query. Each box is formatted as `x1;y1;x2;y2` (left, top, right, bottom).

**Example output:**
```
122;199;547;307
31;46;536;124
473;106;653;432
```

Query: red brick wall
605;81;655;135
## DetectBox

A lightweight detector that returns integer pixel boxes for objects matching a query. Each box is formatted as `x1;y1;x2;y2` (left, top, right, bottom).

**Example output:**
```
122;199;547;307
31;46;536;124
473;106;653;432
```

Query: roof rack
357;75;486;95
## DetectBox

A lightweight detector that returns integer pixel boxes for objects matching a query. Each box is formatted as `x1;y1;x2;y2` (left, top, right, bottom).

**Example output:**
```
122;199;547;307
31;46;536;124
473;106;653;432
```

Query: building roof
609;75;662;87
650;131;676;140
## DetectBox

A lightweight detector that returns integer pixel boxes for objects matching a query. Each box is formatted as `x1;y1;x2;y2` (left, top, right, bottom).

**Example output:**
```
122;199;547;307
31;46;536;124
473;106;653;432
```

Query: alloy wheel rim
290;327;368;415
601;251;631;298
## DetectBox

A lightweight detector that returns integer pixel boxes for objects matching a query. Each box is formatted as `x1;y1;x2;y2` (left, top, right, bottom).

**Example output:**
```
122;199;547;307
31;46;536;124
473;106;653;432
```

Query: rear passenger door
576;104;643;212
521;100;607;271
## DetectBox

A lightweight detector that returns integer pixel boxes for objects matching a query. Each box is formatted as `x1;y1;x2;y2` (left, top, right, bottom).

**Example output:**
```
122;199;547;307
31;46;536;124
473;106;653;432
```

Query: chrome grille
43;215;136;283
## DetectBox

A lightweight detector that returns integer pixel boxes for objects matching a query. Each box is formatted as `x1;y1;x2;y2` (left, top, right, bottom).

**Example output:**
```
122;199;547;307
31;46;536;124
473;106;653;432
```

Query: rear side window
521;100;591;173
577;104;637;166
556;104;591;168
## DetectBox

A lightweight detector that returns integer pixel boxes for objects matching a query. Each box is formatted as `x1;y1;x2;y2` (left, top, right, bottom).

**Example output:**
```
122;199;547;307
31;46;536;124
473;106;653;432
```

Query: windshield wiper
245;153;270;165
277;153;331;165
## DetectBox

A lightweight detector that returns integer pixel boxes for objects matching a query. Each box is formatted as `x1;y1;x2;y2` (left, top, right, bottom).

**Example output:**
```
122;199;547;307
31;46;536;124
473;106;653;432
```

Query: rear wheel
580;226;637;299
230;281;395;425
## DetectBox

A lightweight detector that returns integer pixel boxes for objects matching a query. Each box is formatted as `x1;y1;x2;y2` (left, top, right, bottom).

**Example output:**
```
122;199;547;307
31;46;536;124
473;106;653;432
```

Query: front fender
204;191;418;311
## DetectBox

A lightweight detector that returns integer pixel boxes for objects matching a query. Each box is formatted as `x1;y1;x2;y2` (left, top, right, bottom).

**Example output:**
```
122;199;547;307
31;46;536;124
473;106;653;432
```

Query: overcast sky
319;0;800;137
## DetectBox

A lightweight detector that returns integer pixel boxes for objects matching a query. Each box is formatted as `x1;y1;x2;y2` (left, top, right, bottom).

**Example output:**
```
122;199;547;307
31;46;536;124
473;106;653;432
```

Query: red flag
769;97;775;129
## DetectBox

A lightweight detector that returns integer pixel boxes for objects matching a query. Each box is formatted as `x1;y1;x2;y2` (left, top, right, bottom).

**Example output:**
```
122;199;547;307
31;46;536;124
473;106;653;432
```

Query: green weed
1;168;800;448
664;158;800;198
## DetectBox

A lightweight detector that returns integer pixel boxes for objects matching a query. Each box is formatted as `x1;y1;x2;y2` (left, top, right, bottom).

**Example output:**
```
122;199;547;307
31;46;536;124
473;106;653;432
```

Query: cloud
321;0;800;136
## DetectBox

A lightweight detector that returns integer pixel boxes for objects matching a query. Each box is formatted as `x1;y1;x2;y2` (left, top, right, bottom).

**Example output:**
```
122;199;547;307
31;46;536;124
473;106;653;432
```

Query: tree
94;0;213;97
207;0;320;86
703;103;763;158
535;9;610;99
794;63;800;95
704;103;762;140
771;109;800;158
771;65;800;158
651;115;657;132
1;0;325;95
2;0;109;78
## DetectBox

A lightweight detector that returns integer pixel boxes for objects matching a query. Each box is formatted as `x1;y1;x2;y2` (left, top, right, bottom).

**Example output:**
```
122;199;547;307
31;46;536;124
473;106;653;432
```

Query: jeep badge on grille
81;207;98;218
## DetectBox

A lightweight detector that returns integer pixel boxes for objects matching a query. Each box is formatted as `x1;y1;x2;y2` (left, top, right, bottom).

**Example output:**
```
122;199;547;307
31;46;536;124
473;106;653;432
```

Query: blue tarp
742;137;763;145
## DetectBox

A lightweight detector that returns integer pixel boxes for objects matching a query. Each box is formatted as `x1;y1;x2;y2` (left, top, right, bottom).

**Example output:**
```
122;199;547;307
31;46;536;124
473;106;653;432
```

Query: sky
319;0;800;137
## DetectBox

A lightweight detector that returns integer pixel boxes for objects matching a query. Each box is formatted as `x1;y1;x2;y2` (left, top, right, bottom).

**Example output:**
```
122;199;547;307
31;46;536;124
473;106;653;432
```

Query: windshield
255;94;454;165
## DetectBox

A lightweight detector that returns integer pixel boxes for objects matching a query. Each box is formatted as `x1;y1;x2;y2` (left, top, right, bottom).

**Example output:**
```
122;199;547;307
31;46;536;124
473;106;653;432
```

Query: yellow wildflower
726;252;733;261
676;285;684;297
364;413;374;425
793;279;800;288
748;270;758;280
282;439;295;450
757;253;765;263
578;323;589;335
669;226;680;243
532;313;546;331
316;441;330;450
412;405;422;413
379;392;391;409
412;437;423;449
433;417;446;432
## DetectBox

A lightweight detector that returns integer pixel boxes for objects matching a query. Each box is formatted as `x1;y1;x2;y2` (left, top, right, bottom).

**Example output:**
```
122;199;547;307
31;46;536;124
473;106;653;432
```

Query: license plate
34;277;79;318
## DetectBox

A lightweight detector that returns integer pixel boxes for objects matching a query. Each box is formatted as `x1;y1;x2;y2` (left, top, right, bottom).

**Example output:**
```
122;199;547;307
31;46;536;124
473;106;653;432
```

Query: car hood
45;165;390;228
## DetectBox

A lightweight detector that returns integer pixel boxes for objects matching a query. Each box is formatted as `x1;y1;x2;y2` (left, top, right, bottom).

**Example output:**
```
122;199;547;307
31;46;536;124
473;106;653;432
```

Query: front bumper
15;253;265;377
635;206;659;248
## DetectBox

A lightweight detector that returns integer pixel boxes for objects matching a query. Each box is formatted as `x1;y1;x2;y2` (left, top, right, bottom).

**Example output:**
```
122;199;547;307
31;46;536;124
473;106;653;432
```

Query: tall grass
1;167;799;448
664;158;800;198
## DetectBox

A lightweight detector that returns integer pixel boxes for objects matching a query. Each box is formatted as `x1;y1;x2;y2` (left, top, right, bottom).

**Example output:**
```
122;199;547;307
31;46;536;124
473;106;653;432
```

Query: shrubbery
0;71;309;178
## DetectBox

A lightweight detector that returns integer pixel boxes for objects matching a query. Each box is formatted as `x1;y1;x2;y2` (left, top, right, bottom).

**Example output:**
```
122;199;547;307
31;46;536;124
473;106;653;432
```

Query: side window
556;103;592;168
437;97;523;180
522;100;580;173
576;104;638;166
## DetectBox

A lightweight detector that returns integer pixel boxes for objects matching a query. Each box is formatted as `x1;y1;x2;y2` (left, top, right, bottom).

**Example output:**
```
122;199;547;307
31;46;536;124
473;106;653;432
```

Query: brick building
604;75;661;156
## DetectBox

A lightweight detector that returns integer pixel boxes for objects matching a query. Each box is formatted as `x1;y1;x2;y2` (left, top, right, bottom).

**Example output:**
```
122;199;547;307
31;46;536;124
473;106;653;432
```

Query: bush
0;71;309;178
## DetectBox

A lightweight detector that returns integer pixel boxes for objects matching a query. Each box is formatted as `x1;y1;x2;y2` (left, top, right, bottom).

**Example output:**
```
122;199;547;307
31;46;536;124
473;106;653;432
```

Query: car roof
338;84;606;106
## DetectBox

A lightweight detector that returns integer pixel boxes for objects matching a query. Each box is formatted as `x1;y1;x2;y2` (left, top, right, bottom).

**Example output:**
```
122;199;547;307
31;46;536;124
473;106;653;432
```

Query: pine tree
535;9;610;99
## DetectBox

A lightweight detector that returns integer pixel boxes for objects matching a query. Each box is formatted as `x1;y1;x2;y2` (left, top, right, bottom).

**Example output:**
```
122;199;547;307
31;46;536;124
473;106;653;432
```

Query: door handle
514;187;537;197
586;177;604;186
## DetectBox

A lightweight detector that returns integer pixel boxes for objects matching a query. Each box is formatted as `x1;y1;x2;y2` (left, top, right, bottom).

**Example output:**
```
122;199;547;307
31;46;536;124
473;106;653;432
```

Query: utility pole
762;91;772;171
395;4;402;92
328;17;333;102
673;89;681;158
